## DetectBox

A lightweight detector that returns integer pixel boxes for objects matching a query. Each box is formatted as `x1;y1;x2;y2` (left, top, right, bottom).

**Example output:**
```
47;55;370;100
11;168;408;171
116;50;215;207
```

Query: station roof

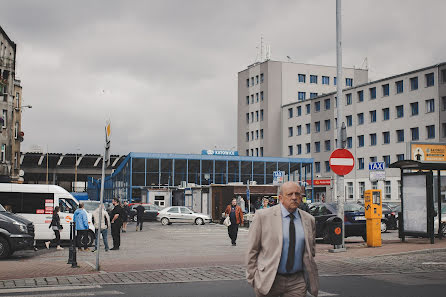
389;160;446;170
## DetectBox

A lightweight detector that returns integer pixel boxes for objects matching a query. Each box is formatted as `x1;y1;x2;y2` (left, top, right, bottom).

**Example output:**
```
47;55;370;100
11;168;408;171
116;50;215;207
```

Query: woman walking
224;198;244;246
45;206;64;250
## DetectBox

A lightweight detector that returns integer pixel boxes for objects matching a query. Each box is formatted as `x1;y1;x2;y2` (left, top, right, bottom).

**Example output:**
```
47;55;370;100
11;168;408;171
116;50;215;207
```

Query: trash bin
326;216;343;246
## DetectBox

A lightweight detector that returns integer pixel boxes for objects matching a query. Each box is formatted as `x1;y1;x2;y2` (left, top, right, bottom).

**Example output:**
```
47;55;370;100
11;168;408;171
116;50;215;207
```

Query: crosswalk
0;286;124;297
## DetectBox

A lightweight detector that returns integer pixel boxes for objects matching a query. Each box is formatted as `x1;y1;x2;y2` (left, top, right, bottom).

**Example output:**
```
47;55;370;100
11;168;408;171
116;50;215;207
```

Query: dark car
129;204;160;221
0;204;35;259
309;202;388;242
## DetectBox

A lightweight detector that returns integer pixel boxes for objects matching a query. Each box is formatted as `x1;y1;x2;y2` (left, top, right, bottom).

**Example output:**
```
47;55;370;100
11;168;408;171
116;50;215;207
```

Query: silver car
157;206;211;225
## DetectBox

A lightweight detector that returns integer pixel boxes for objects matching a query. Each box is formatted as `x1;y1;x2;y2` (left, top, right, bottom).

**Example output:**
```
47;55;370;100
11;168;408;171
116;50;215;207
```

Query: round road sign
329;149;354;176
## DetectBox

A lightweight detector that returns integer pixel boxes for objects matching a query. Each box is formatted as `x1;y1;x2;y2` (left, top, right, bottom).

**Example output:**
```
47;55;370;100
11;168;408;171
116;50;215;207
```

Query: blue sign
273;171;284;178
369;162;385;170
201;150;238;156
246;189;250;201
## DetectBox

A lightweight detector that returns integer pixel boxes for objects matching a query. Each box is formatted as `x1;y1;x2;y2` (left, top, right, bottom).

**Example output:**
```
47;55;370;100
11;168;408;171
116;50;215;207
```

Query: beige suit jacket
246;204;319;296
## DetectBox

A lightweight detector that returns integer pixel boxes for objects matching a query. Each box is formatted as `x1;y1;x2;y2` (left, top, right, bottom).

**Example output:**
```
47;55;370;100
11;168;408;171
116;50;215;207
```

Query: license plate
355;216;366;221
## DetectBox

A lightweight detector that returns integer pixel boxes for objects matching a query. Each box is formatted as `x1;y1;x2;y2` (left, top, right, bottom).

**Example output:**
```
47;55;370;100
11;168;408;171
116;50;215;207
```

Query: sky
1;0;445;155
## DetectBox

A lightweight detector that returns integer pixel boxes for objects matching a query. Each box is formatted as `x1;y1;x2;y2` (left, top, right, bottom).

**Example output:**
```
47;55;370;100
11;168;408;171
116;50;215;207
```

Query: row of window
245;110;264;123
297;74;353;87
246;129;264;141
246;91;264;104
246;73;264;87
246;147;264;157
343;180;398;200
297;92;318;101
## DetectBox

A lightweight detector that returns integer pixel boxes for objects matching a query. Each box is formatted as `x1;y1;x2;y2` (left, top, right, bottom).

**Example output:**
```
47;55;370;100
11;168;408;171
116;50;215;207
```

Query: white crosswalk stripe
7;291;124;297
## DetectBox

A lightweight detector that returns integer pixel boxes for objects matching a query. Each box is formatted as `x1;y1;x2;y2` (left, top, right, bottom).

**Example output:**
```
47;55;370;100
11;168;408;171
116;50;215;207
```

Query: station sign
273;171;284;185
306;179;331;186
201;150;238;156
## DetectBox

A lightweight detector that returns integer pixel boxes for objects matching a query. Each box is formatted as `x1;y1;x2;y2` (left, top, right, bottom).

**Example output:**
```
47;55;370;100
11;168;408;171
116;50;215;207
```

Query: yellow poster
411;143;446;162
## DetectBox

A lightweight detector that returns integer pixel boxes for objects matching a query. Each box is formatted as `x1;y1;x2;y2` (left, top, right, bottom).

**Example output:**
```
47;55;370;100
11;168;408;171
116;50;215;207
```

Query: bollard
67;222;74;264
71;221;79;268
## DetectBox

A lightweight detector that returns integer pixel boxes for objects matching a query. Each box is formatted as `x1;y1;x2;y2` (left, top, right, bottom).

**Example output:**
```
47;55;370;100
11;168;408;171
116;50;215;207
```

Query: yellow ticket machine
364;189;382;247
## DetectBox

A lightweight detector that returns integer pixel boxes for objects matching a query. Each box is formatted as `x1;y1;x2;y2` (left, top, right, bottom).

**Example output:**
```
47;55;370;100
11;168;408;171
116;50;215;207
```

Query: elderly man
246;181;318;297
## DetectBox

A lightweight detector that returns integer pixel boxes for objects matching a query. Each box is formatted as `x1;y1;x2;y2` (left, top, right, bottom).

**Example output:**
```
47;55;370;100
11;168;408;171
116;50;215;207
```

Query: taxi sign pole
96;121;111;271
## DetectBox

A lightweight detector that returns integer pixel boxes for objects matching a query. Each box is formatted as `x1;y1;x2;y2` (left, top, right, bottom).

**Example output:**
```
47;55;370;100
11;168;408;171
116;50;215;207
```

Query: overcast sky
1;0;445;155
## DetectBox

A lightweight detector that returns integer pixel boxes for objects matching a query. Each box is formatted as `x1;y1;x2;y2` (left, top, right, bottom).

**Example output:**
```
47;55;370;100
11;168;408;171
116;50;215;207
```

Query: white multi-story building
282;62;446;203
237;60;368;158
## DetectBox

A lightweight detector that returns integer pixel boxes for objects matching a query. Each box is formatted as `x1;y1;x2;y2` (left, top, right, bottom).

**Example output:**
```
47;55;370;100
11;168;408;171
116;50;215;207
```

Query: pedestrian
121;201;130;233
92;204;110;252
110;197;124;250
45;206;64;250
259;198;270;209
246;181;319;297
135;204;145;231
225;198;244;246
73;202;90;251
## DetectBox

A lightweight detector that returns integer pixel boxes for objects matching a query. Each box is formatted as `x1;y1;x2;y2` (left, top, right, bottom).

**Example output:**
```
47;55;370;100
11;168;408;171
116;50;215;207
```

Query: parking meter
364;189;382;247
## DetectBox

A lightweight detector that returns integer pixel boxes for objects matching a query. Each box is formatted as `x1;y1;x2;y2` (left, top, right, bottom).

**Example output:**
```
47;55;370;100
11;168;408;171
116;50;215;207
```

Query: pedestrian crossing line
0;285;102;295
7;291;124;297
315;291;338;296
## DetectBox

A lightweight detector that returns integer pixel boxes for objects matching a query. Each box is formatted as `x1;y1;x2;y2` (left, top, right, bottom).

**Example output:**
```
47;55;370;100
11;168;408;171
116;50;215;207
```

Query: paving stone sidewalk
2;249;446;289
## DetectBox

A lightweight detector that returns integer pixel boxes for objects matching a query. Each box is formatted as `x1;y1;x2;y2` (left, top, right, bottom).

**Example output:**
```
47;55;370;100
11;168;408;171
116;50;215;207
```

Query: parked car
157;206;211;225
129;204;160;221
0;204;35;259
309;202;389;242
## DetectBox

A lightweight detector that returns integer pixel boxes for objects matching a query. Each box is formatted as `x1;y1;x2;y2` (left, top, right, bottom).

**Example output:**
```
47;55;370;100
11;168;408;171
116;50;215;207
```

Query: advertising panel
410;143;446;162
402;174;427;233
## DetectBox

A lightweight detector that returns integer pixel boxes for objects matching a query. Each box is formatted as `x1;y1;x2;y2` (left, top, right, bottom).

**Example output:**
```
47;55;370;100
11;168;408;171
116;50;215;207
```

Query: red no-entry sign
329;149;354;176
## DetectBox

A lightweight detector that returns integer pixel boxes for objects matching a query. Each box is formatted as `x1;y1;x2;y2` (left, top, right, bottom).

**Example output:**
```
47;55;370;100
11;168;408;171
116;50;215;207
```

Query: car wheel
381;221;388;233
0;237;10;259
133;215;138;222
195;218;204;225
161;217;170;226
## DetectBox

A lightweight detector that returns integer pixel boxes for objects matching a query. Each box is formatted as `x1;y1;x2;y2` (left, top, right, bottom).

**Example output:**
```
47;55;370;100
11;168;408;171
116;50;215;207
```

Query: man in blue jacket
73;202;90;251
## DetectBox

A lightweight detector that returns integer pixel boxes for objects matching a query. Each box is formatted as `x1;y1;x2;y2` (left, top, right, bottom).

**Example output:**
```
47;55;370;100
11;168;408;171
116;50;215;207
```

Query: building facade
282;63;446;203
237;60;368;158
0;26;21;182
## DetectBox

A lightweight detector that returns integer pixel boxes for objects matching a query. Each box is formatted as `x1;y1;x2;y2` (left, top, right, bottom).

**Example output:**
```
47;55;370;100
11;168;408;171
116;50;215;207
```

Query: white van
0;183;95;245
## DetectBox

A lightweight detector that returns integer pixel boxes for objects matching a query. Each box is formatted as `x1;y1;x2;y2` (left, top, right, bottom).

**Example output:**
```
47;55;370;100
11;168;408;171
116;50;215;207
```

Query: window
334;77;337;85
396;80;403;94
250;112;254;122
255;75;259;85
288;127;293;137
411;102;419;115
306;143;311;153
383;155;391;167
370;110;376;122
397;154;404;161
306;104;310;114
251;95;254;103
260;73;264;83
370;156;377;163
256;93;259;102
260;91;264;101
411;127;419;141
370;133;377;146
325;161;331;172
359;182;365;199
298;92;306;101
297;106;301;116
370;87;376;99
315;162;320;173
442;69;446;83
410;77;418;90
382;108;390;121
358;135;364;147
246;79;249;87
427;125;435;139
306;123;311;134
251;77;254;86
357;113;364;125
310;93;318;99
358;158;364;170
396;105;404;118
246;132;249;142
246;113;249;124
288;146;293;156
396;129;404;142
246;96;249;105
385;181;391;200
426;99;435;113
346;93;352;105
255;148;259;156
314;101;320;112
298;74;306;83
251;149;254;156
260;129;264;139
315;142;320;153
251;131;254;140
346;78;353;87
347;137;352;149
383;131;390;144
310;75;318;84
2;109;6;128
255;130;259;139
315;121;320;133
382;84;389;96
426;72;435;87
325;119;331;131
325;140;331;151
347;182;353;199
358;90;364;102
322;76;330;85
260;109;264;121
288;108;293;118
335;97;338;107
371;181;378;190
0;144;5;163
346;115;352;127
297;125;301;136
442;97;446;111
14;122;18;139
297;144;302;155
324;98;330;110
256;110;259;121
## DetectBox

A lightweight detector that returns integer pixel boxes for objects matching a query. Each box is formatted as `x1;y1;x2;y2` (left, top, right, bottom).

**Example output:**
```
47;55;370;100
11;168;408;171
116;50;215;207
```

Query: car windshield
83;201;100;211
0;204;5;212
